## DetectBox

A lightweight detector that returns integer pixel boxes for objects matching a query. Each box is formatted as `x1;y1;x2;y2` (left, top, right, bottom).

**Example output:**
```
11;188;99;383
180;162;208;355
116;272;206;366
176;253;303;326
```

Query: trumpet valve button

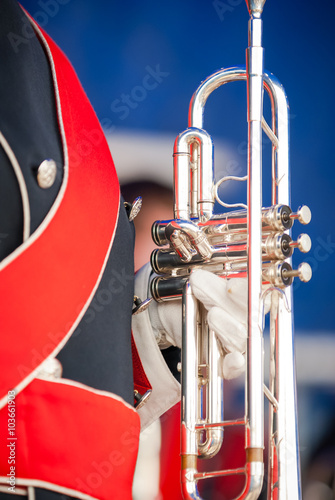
282;262;312;283
289;234;312;253
297;262;312;282
290;205;312;225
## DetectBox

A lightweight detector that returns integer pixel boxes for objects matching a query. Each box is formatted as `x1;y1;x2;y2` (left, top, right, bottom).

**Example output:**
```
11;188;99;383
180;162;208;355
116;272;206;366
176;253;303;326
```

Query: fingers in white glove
190;269;247;380
190;268;272;316
149;267;268;380
220;352;245;380
190;269;247;319
208;306;247;353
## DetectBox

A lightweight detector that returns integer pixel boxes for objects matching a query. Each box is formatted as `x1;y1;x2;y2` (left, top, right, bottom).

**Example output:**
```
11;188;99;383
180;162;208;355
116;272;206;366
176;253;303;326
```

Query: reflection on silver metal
197;317;224;459
151;204;310;249
245;13;265;500
151;65;311;499
289;234;312;253
151;230;312;276
134;389;152;410
282;262;312;283
262;116;279;149
245;0;266;17
37;159;57;188
173;128;214;222
290;205;312;225
132;296;153;315
214;175;248;209
150;3;310;499
181;282;201;500
165;219;212;261
128;196;142;221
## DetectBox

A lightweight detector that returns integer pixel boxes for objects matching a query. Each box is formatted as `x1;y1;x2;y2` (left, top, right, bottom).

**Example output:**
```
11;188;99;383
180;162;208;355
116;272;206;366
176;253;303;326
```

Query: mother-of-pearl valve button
289;205;312;225
282;262;312;283
289;234;312;253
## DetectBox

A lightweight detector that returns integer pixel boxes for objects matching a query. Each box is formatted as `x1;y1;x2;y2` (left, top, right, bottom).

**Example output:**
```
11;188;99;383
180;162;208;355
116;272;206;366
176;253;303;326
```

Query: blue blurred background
20;0;335;496
20;0;335;332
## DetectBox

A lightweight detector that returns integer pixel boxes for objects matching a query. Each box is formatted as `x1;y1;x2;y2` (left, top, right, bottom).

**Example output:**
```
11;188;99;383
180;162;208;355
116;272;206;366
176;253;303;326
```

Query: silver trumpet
150;1;311;498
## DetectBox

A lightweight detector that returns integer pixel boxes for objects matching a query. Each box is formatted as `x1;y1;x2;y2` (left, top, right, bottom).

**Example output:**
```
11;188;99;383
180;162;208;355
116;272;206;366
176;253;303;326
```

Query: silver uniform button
128;196;142;221
37;159;57;188
36;358;63;380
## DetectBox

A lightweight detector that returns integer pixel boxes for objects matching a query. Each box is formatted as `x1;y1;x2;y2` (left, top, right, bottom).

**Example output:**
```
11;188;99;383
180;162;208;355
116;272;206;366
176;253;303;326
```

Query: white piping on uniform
0;131;30;242
0;479;100;500
27;487;35;500
0;13;121;410
0;15;69;273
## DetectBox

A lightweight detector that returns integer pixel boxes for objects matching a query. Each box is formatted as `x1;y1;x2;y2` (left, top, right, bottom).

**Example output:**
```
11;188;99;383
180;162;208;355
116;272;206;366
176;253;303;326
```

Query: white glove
190;270;247;379
149;269;251;380
148;284;182;350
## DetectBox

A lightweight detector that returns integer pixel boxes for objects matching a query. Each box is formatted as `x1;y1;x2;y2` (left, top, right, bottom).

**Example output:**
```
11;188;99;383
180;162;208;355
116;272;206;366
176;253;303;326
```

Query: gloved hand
149;269;252;380
190;270;247;379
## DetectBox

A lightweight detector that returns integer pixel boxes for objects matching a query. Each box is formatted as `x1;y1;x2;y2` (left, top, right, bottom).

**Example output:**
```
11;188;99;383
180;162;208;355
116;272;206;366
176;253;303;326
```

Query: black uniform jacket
0;1;137;499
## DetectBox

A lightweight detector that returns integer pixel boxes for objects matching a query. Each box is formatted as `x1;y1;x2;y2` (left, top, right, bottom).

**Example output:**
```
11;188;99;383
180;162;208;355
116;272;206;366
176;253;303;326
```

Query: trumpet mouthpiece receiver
245;0;266;17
